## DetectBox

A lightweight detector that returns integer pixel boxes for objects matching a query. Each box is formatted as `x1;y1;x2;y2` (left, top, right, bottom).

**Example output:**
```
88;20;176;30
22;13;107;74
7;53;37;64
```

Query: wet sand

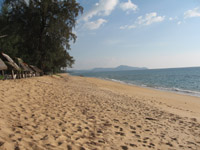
0;74;200;150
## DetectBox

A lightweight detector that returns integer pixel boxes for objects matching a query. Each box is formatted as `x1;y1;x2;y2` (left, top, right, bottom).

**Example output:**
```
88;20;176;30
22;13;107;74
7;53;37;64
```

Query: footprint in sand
121;145;128;150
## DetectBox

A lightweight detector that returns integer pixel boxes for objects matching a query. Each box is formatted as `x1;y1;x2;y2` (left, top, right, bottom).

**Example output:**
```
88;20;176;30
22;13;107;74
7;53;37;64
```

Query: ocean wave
172;88;200;95
108;78;127;84
153;87;200;97
103;77;200;97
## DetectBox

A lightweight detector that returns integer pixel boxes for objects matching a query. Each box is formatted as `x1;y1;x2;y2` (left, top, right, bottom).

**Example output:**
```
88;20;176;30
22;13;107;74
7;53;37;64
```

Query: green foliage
0;75;4;80
0;0;83;73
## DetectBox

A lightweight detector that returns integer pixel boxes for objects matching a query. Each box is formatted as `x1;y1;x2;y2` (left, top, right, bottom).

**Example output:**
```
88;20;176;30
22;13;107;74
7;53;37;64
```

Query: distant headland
70;65;148;73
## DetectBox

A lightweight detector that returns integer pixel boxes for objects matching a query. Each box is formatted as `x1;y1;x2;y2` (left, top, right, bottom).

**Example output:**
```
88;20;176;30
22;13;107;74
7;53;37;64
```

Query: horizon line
69;65;200;71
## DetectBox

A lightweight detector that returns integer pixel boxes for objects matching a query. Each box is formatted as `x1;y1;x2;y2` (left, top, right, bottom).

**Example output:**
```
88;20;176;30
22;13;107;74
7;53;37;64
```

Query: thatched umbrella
0;58;7;78
29;65;43;76
0;58;7;70
17;58;29;71
24;63;34;73
2;53;20;70
1;53;21;79
16;58;34;77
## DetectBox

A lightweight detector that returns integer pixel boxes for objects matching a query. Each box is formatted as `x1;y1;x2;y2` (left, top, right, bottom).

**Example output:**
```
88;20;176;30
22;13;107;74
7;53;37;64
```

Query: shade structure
29;65;43;73
17;58;31;72
2;53;20;71
0;58;7;70
24;63;34;73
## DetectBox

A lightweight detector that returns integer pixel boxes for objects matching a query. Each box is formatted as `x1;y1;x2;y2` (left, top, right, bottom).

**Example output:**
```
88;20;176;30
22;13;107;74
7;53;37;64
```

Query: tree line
0;0;83;73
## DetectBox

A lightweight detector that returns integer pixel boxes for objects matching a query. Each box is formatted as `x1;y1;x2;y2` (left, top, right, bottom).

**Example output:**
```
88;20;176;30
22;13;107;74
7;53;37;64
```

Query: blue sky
1;0;200;70
70;0;200;69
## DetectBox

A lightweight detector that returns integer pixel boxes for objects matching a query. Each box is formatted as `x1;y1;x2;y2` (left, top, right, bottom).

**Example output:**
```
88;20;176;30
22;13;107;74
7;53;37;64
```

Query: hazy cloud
85;19;107;30
169;16;178;21
120;0;138;12
120;25;136;30
82;0;118;21
177;21;182;25
137;12;165;26
184;7;200;18
120;12;165;29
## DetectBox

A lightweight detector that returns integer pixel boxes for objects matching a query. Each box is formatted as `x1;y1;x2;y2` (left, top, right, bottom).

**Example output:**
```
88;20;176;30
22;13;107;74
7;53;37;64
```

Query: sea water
70;67;200;97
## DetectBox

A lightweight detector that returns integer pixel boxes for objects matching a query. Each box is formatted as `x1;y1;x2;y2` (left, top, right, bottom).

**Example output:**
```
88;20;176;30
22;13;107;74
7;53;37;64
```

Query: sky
70;0;200;70
1;0;200;70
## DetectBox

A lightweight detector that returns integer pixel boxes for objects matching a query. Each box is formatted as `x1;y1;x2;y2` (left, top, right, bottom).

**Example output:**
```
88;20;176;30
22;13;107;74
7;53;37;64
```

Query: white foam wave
103;77;200;97
155;87;200;97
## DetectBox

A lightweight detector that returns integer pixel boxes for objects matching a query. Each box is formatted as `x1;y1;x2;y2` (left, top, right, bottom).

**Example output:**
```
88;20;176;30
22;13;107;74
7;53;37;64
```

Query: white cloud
79;0;118;30
85;19;107;30
177;21;181;25
82;0;118;21
169;16;178;21
184;7;200;18
120;12;165;29
120;0;138;12
137;12;165;25
120;25;136;30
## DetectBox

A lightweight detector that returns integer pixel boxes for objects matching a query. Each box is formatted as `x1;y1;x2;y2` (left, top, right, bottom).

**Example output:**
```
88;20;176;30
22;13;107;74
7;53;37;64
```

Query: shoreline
0;74;200;149
103;77;200;98
71;74;200;99
82;75;200;121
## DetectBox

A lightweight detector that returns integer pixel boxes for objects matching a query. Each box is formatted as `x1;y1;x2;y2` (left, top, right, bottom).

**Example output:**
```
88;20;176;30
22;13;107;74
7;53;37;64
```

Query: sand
0;74;200;150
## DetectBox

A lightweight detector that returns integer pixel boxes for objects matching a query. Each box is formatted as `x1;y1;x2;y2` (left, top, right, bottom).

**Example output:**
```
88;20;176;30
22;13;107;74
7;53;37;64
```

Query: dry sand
0;74;200;150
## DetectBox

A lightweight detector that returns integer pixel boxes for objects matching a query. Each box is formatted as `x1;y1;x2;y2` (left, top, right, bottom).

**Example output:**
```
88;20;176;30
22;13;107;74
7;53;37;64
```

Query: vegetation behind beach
0;0;83;73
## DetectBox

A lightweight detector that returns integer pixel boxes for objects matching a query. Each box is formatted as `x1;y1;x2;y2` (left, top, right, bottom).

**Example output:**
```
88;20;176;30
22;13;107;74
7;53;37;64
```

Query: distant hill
70;65;148;73
91;65;148;72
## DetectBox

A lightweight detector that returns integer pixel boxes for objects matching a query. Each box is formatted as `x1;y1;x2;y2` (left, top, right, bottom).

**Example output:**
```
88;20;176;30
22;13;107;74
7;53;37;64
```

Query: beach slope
0;74;200;150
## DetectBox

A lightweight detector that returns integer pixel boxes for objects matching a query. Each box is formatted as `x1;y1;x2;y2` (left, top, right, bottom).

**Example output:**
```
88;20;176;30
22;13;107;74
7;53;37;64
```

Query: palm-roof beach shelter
0;58;7;70
0;58;7;77
1;53;21;79
17;58;30;71
2;53;20;71
17;58;34;77
29;65;43;76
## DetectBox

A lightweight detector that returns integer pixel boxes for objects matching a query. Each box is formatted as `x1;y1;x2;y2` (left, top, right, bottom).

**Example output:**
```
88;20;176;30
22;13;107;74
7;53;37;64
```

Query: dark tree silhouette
0;0;83;73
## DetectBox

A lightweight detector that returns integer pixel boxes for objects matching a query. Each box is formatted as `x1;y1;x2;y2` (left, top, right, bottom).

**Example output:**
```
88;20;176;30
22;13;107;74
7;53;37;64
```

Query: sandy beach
0;74;200;150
